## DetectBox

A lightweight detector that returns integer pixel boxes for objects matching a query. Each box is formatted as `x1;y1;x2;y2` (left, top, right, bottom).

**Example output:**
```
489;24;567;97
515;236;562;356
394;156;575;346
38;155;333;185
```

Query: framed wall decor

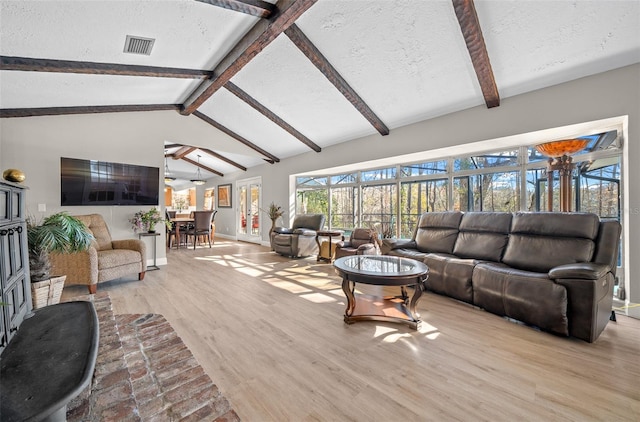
204;188;215;210
217;184;232;208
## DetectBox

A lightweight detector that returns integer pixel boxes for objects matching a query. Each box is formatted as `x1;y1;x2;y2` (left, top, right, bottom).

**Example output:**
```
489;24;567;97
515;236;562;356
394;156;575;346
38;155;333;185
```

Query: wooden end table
315;230;344;262
334;255;429;330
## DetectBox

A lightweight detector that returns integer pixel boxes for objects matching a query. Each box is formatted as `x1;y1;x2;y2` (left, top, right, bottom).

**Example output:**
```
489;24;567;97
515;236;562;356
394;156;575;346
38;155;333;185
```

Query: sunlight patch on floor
266;279;313;294
299;292;338;303
236;266;265;277
327;288;344;297
371;321;440;343
374;326;413;344
417;321;440;340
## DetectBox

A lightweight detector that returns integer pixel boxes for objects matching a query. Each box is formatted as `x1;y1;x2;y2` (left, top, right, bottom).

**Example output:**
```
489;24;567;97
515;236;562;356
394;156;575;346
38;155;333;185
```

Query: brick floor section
64;292;239;422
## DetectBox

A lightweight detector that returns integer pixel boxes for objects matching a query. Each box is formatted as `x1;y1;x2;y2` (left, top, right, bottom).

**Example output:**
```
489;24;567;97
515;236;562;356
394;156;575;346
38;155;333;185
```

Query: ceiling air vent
123;35;155;56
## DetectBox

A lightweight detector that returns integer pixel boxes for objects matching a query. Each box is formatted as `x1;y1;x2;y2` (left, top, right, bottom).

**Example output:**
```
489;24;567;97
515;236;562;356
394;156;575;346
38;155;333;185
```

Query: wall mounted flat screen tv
61;157;159;206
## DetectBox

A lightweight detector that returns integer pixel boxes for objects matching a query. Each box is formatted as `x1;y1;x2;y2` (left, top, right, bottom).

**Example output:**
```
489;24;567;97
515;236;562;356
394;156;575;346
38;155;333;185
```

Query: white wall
1;64;638;300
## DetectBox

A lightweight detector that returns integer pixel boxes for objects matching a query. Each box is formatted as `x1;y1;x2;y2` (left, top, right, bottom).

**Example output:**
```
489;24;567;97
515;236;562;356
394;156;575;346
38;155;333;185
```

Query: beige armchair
50;213;147;293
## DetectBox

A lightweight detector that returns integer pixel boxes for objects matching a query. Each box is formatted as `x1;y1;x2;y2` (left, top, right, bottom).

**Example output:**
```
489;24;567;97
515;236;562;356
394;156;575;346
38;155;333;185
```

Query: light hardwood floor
61;240;640;421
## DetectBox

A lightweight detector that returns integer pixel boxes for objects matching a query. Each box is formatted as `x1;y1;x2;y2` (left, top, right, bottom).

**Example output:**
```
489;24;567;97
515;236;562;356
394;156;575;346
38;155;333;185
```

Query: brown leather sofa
382;211;621;342
271;214;326;258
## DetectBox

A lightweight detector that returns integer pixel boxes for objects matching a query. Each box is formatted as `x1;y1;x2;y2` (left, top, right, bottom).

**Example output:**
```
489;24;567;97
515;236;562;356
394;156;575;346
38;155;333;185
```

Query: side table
138;232;160;271
315;230;344;263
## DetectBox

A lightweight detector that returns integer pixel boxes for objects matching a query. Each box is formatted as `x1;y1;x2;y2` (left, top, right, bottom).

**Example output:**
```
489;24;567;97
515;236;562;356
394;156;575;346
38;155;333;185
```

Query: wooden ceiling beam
0;56;211;79
224;82;321;152
164;143;183;150
199;147;248;171
173;147;196;159
195;0;275;18
284;24;389;136
452;0;500;108
0;104;179;118
180;155;224;177
166;143;248;171
181;0;317;115
194;111;279;163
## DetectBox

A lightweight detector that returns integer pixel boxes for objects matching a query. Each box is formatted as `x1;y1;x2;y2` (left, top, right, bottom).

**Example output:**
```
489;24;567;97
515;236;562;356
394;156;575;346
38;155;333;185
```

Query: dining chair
166;209;187;248
186;210;215;249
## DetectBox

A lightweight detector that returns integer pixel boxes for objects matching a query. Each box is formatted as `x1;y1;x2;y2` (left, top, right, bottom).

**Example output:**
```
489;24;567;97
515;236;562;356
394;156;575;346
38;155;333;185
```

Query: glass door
237;177;262;243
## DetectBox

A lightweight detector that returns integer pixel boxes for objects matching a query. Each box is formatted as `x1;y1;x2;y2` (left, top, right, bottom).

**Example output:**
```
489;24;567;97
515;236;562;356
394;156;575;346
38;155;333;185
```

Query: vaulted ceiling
1;0;639;187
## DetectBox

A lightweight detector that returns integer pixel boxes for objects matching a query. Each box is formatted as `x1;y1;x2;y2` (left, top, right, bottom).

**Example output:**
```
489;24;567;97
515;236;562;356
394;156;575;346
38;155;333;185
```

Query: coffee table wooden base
342;279;426;330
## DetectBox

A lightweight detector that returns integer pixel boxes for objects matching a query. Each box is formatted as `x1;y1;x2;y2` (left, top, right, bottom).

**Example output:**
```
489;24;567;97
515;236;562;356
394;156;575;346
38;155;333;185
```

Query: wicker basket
31;275;67;309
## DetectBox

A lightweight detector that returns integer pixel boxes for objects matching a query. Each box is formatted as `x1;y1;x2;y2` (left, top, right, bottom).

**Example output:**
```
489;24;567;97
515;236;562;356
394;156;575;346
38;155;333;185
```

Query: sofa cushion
76;214;113;251
350;228;376;248
473;262;568;336
386;248;429;261
502;212;598;273
414;212;463;254
292;214;325;231
97;249;142;270
510;212;599;239
453;212;512;262
423;253;477;303
472;263;549;316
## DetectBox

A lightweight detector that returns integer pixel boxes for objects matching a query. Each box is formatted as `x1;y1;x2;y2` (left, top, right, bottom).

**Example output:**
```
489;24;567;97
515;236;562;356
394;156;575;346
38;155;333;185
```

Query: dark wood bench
0;301;99;422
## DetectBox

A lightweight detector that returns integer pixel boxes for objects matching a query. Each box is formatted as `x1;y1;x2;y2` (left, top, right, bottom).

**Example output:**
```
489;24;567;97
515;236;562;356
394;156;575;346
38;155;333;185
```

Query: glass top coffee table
334;255;429;330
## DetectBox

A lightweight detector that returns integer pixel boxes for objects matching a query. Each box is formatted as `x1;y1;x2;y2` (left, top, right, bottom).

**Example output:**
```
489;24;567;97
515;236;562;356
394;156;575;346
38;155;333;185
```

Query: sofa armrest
356;243;377;253
549;263;611;280
273;227;293;234
381;238;416;254
293;228;317;236
553;264;615;343
50;247;99;286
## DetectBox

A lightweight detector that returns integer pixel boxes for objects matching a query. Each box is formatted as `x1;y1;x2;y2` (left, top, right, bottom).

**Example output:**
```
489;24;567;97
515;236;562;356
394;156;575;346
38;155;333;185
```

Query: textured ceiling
1;0;639;187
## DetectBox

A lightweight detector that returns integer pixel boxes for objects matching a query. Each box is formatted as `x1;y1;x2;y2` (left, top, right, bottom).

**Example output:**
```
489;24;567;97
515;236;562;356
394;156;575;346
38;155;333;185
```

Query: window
294;131;621;238
401;160;447;177
577;157;620;219
296;176;327;187
331;186;357;230
361;167;396;182
400;179;448;237
453;150;518;171
331;173;357;185
361;183;397;238
296;189;328;217
453;172;520;212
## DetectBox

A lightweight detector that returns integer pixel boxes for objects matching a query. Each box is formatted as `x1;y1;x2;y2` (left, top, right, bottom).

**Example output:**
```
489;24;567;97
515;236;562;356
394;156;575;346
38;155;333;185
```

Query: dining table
170;217;194;248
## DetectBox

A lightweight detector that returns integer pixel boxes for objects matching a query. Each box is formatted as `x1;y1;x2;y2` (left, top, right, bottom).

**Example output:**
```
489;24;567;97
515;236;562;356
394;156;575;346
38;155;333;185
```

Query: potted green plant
129;207;165;233
27;212;94;308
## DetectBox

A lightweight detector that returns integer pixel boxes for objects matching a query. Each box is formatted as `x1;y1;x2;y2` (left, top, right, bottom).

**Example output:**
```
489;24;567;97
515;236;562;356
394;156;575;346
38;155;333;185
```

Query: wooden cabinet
0;181;32;354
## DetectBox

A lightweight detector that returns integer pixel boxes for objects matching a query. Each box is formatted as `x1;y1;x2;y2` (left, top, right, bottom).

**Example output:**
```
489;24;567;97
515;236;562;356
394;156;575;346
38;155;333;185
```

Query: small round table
334;255;429;330
315;230;344;262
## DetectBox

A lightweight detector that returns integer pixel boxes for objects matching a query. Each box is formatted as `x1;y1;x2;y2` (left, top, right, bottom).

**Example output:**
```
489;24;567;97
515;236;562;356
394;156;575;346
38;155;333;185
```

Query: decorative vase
148;223;156;233
269;218;277;250
3;168;26;183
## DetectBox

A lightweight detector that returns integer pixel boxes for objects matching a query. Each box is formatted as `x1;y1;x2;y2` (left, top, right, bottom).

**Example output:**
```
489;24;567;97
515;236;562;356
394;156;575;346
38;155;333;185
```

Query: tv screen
61;157;160;206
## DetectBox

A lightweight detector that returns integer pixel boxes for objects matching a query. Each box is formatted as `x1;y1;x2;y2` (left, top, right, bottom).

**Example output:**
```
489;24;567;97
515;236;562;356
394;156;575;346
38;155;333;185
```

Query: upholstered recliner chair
334;228;380;259
271;214;325;258
50;213;147;293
